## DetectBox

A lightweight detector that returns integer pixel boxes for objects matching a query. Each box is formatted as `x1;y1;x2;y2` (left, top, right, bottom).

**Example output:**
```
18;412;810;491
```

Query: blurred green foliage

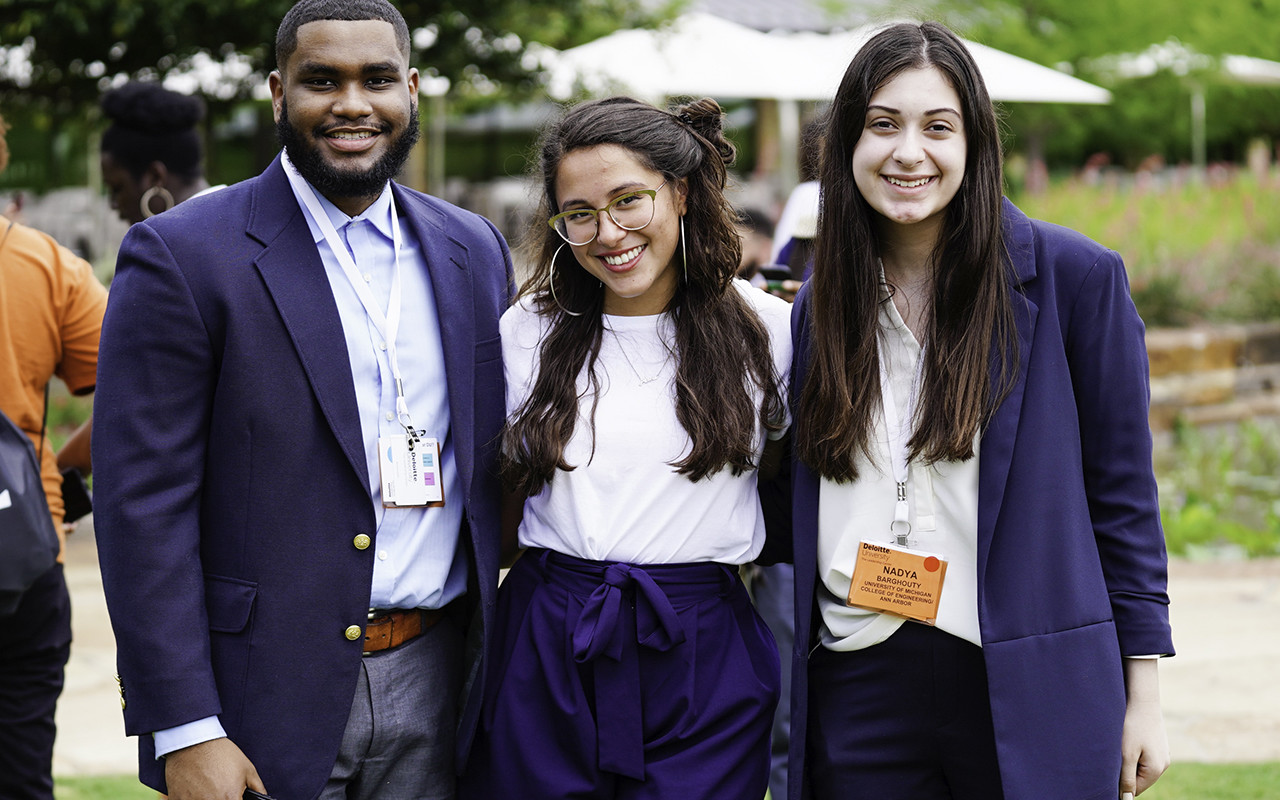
1012;172;1280;326
926;0;1280;168
1;0;676;111
1157;419;1280;558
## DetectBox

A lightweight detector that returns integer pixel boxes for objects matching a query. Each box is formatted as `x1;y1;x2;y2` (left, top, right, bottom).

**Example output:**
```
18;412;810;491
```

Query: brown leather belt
363;608;443;655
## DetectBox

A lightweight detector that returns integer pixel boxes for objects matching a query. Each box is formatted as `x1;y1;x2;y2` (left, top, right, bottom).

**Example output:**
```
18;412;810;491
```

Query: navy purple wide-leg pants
461;549;779;800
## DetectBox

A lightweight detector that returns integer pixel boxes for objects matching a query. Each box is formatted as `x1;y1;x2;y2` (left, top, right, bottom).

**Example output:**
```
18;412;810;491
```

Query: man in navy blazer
93;2;512;798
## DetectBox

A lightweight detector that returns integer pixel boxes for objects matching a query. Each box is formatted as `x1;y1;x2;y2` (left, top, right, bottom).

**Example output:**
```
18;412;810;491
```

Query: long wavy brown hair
795;22;1018;482
503;96;785;496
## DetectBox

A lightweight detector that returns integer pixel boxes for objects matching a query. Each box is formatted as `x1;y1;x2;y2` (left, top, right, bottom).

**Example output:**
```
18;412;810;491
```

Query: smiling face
852;66;967;243
269;18;419;216
554;144;687;316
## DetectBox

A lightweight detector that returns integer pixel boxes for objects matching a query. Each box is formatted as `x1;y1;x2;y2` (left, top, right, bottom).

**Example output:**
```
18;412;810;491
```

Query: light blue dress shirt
303;183;467;612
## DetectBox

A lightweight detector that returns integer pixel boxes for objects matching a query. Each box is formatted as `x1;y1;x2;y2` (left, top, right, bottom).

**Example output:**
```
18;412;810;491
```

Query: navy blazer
94;157;513;799
786;200;1174;800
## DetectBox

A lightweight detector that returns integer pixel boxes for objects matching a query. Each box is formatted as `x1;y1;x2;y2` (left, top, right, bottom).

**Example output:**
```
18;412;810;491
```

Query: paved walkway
52;522;1280;777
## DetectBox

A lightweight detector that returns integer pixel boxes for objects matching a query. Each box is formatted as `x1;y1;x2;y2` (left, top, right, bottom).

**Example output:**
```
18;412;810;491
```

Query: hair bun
101;82;205;134
673;98;735;166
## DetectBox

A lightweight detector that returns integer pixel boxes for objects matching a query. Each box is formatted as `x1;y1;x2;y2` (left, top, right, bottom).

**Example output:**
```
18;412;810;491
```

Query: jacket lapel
977;200;1039;588
393;185;478;498
248;158;369;487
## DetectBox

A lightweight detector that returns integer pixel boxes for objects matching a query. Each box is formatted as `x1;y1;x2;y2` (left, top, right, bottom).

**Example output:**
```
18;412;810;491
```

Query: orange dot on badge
924;556;941;572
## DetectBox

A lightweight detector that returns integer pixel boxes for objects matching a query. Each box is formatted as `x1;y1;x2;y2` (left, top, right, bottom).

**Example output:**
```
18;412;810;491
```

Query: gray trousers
751;563;795;800
320;614;463;800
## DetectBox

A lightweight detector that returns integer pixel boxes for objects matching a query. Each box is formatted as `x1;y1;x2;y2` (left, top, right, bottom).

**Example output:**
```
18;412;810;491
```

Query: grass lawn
1142;761;1280;799
57;762;1280;799
54;775;154;799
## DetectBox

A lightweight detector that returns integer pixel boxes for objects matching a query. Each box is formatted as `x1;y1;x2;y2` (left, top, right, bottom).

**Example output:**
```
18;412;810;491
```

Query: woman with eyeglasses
458;96;791;800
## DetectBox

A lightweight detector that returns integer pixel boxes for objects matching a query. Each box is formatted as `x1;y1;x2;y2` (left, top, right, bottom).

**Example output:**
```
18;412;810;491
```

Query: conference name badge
378;434;444;507
846;539;947;624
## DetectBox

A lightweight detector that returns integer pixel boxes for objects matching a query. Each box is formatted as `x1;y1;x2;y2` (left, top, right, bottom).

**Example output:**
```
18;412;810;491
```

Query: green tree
925;0;1280;168
1;0;675;113
0;0;676;190
933;0;1280;64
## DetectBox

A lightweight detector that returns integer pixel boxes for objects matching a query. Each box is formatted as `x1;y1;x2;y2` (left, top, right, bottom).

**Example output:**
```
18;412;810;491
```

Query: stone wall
1147;323;1280;433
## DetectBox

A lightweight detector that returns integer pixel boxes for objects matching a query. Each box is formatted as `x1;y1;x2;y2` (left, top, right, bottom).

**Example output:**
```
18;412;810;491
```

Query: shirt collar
284;162;396;245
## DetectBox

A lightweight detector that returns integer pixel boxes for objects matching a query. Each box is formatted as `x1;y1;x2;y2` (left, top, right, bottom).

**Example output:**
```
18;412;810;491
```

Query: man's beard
276;99;421;201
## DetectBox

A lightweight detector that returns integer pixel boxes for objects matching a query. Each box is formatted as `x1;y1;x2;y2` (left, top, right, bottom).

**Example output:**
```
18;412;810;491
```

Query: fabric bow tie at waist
535;550;734;781
571;563;686;662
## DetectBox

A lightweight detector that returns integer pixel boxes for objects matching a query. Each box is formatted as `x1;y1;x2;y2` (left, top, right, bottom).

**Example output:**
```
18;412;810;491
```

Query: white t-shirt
502;279;792;565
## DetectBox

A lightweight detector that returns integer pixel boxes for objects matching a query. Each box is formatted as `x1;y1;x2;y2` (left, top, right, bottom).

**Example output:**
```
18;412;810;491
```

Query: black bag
60;466;92;523
0;408;59;616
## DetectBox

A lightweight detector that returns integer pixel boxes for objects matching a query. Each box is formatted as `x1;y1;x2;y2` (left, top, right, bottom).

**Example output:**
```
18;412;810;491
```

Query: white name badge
378;435;444;507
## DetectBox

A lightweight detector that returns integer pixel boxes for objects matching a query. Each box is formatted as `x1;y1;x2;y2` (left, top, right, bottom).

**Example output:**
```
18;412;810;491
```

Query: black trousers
0;563;72;800
807;622;1005;800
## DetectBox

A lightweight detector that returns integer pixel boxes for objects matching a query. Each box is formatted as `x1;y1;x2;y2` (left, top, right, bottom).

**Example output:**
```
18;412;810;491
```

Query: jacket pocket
204;574;257;633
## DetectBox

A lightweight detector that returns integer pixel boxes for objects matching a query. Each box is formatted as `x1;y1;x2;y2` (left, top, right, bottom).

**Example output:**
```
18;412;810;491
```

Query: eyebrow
560;182;649;211
294;60;402;77
867;104;961;117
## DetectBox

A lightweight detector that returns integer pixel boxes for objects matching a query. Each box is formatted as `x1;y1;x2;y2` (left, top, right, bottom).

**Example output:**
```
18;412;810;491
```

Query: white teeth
603;245;644;266
330;131;374;140
886;176;931;188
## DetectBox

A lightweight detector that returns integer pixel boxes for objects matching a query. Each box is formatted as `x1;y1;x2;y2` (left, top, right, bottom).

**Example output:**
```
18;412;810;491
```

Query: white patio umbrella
540;13;1112;190
543;12;1112;105
1090;40;1280;168
541;13;817;102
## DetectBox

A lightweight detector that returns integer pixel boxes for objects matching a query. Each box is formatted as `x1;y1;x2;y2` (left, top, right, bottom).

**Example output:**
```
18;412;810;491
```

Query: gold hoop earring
549;243;585;317
140;186;175;219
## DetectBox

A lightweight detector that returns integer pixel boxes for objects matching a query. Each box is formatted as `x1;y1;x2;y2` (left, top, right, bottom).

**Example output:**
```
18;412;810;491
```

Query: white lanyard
878;338;926;546
281;152;418;440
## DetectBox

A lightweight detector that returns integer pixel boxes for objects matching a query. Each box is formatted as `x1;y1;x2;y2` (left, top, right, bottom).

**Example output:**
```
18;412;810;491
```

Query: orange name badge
846;540;948;624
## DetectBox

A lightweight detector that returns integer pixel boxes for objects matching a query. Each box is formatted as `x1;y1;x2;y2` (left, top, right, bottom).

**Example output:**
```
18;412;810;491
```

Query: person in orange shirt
0;111;109;800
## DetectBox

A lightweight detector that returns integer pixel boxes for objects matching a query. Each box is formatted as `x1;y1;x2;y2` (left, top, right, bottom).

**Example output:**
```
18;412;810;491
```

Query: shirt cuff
153;716;228;759
1124;653;1165;659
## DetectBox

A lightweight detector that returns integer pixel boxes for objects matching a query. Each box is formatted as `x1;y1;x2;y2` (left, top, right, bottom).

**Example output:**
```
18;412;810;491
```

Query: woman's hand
1120;657;1170;797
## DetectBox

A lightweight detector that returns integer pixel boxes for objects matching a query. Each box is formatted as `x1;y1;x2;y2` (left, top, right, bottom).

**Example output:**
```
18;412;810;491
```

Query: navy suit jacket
94;157;513;799
785;200;1174;800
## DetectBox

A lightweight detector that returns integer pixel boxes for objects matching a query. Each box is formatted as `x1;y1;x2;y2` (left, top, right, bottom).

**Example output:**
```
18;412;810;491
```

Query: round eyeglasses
548;181;668;246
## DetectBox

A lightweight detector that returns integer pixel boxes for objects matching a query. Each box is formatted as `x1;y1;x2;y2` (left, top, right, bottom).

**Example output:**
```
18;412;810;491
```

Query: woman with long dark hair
787;22;1173;800
459;96;790;799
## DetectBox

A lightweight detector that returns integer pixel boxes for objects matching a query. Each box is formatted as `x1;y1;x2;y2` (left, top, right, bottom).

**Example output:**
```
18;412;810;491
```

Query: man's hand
164;737;267;800
1119;658;1171;798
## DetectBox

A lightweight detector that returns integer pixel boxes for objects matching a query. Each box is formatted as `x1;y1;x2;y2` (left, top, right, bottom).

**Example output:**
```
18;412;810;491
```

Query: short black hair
275;0;412;70
100;82;206;179
737;207;773;237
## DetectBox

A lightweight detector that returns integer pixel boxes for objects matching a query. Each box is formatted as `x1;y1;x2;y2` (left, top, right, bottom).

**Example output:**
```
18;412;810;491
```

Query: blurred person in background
736;206;774;287
0;111;109;800
100;81;222;226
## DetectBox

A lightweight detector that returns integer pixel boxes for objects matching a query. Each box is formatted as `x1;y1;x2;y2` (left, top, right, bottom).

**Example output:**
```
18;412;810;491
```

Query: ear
269;71;285;124
407;67;420;98
674;177;689;215
143;161;169;191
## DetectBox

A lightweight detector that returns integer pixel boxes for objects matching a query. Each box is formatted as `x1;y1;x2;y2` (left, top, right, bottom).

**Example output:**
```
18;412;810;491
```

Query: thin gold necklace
606;325;665;386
